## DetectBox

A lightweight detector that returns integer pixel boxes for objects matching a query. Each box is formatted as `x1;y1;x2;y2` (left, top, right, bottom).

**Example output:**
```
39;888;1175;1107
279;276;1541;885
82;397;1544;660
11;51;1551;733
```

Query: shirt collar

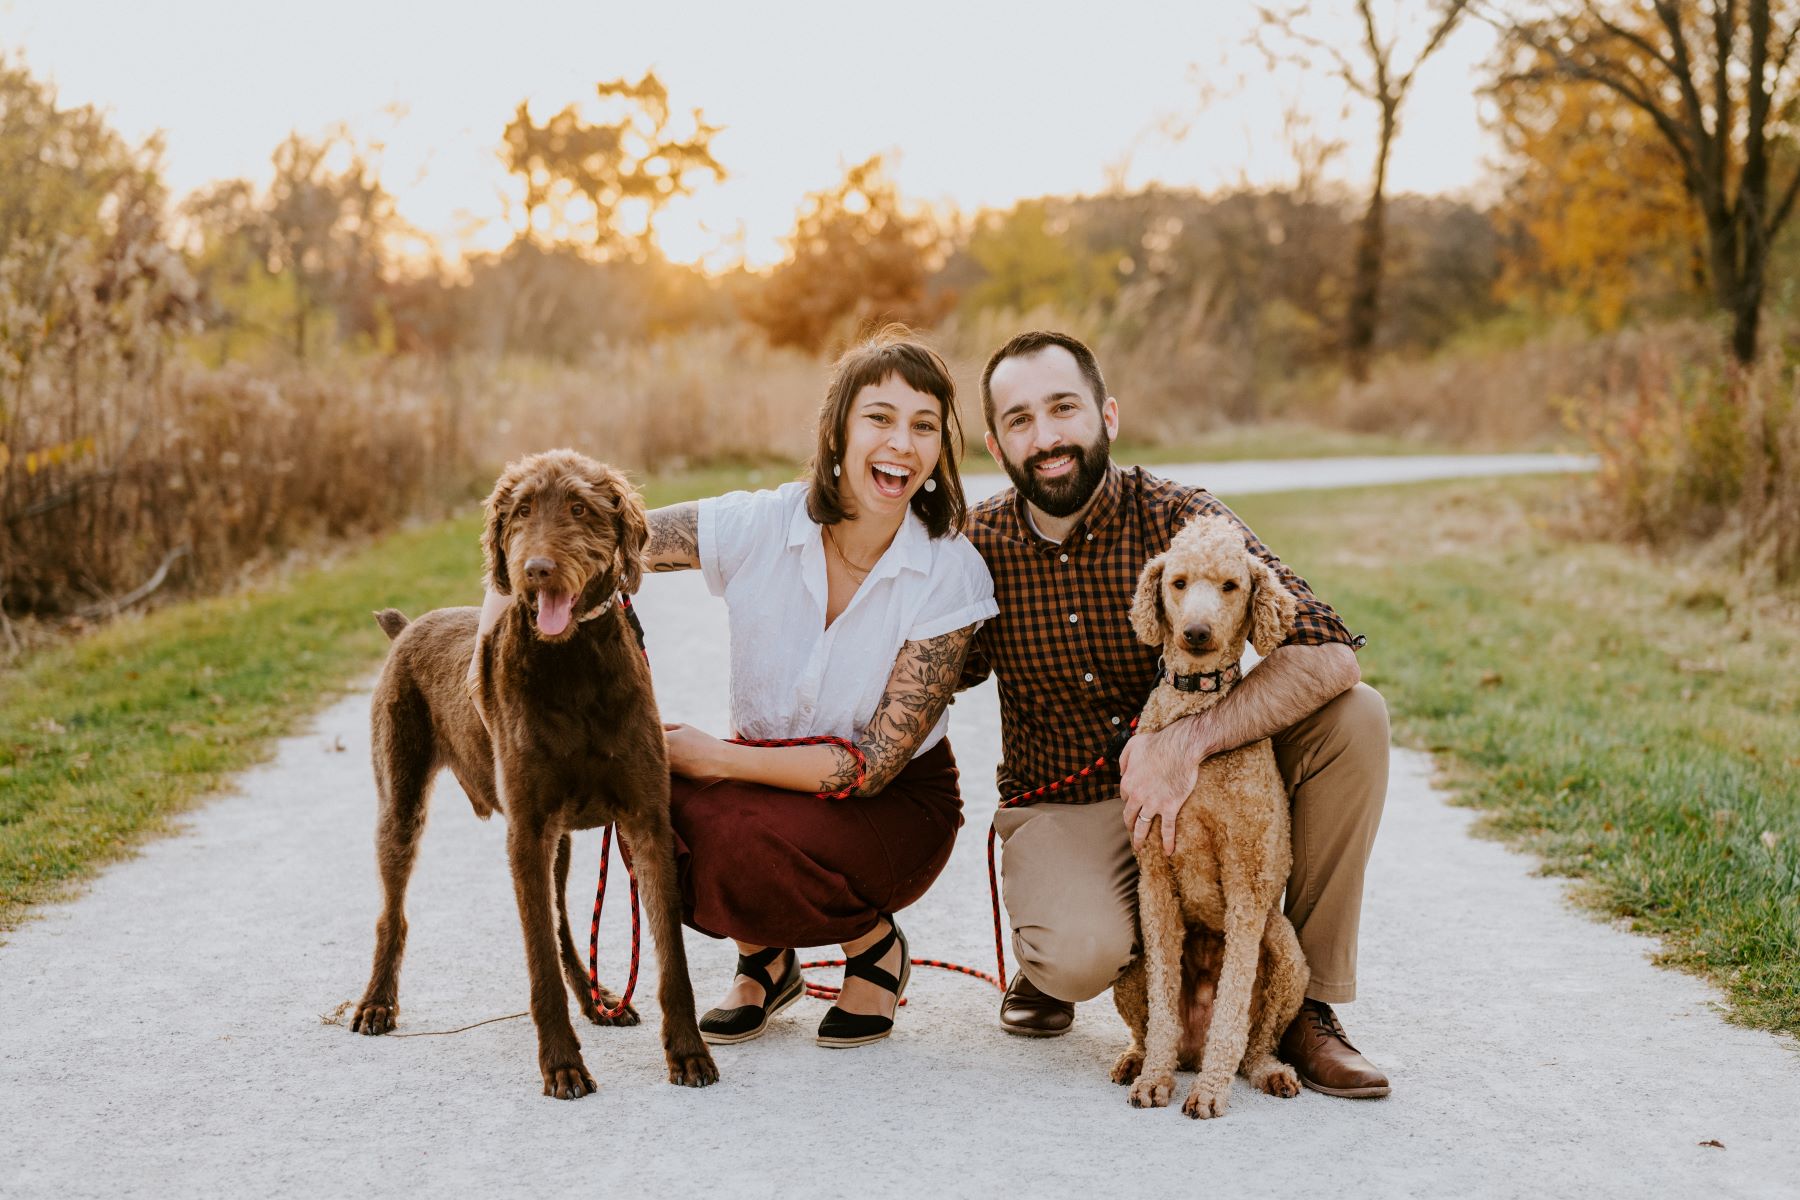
789;492;934;579
1009;460;1124;549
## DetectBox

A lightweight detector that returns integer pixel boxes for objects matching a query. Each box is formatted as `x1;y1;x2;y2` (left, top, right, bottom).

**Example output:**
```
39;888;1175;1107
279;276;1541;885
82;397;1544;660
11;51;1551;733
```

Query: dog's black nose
523;557;556;585
1182;623;1212;649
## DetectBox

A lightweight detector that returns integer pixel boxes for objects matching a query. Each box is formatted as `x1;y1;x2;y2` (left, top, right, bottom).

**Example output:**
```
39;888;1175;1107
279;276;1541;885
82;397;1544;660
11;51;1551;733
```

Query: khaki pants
994;683;1388;1005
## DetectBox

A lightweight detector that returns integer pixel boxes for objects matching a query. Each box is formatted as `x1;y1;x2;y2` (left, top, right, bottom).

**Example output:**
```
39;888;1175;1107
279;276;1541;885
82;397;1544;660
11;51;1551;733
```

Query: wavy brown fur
351;449;715;1099
1112;516;1309;1119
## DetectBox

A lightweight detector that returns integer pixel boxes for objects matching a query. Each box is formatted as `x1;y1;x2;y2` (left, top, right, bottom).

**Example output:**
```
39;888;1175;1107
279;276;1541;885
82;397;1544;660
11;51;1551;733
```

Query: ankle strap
843;924;900;992
734;946;789;995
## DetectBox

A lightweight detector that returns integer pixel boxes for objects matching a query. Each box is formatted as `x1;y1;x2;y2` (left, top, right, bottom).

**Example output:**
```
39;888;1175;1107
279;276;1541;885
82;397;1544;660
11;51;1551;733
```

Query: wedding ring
1135;815;1150;824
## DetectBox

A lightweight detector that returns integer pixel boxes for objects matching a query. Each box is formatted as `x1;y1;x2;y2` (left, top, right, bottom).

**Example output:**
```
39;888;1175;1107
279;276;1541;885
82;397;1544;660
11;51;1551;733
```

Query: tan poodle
1112;515;1310;1119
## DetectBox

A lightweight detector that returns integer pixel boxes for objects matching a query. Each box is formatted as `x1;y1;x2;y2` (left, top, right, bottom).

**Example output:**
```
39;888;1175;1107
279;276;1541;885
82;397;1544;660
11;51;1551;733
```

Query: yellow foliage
1491;52;1705;326
21;437;95;476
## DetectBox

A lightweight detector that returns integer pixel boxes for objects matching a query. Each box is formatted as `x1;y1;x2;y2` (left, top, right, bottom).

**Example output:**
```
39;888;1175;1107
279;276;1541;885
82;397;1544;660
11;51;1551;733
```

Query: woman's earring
923;477;937;493
832;462;841;478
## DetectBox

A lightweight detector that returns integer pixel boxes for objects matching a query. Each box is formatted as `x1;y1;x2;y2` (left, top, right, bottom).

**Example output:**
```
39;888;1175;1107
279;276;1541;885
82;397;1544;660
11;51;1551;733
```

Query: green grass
0;464;761;932
1230;477;1800;1036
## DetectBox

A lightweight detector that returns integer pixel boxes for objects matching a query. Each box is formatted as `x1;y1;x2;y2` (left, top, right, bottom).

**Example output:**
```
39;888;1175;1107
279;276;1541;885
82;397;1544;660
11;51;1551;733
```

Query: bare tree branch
73;545;189;620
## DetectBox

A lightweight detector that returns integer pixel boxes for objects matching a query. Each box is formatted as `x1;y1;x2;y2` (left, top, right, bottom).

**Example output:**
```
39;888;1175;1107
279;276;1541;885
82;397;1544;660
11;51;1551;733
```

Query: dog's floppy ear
1129;552;1170;647
481;469;517;595
1248;557;1298;657
602;469;649;595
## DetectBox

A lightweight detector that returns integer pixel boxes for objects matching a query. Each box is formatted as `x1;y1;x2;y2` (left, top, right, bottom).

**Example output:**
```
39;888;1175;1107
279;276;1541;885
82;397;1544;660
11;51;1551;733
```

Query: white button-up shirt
699;482;997;758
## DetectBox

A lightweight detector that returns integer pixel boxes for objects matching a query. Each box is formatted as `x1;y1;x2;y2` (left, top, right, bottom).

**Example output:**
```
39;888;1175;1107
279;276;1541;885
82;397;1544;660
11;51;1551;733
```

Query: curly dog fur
1112;516;1310;1119
351;448;717;1099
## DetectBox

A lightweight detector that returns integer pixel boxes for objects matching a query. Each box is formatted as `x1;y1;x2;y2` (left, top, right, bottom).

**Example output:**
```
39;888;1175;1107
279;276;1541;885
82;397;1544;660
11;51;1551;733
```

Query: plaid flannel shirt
959;463;1358;806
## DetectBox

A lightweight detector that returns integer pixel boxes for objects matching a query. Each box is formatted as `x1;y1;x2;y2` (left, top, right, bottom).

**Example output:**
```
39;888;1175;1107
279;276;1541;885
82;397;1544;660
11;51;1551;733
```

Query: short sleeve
698;485;792;598
906;535;999;643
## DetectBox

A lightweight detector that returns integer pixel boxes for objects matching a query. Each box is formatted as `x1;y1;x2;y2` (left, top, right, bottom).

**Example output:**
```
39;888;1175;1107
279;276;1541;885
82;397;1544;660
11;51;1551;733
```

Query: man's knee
1336;682;1389;744
1014;923;1136;1004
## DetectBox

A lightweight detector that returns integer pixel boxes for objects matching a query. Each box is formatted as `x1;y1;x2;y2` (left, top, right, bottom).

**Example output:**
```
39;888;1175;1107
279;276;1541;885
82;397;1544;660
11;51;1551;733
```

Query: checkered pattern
960;464;1357;806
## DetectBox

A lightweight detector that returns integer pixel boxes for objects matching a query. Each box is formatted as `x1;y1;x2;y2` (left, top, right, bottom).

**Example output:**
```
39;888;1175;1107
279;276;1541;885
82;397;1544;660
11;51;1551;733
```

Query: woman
468;328;995;1048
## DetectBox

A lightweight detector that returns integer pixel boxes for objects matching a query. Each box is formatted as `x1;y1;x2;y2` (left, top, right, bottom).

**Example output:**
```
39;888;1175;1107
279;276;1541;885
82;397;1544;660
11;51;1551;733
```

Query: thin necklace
824;525;881;578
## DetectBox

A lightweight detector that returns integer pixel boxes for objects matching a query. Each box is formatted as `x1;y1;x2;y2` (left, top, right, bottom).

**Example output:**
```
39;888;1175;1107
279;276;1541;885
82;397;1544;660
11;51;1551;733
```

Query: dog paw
1183;1081;1231;1120
1111;1047;1145;1085
1128;1072;1173;1109
667;1045;719;1088
1254;1063;1302;1098
540;1058;597;1100
350;1001;396;1035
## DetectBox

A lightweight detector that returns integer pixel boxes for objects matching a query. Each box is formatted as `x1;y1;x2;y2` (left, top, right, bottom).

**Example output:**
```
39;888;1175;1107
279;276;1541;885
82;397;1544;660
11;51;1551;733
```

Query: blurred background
3;0;1797;636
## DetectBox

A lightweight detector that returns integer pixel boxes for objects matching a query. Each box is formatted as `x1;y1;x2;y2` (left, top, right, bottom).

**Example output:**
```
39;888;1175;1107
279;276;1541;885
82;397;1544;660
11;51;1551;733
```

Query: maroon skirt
670;738;963;948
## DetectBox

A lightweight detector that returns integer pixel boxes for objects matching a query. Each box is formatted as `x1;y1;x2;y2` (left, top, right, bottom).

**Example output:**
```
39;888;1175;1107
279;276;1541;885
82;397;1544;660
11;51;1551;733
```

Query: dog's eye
1222;580;1238;592
515;503;531;518
1171;579;1186;591
571;502;586;517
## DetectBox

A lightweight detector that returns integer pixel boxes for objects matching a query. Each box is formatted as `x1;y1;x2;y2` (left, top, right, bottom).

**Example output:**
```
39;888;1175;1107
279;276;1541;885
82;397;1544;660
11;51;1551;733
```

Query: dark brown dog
350;448;717;1098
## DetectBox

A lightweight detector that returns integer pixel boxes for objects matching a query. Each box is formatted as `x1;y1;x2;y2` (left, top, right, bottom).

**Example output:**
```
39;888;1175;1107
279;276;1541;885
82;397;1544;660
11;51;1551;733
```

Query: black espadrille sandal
816;917;909;1048
699;947;803;1045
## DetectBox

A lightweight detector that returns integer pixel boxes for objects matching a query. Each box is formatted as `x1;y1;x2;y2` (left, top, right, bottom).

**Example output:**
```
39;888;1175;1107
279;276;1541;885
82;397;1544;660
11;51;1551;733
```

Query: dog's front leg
1127;833;1183;1110
507;814;595;1099
618;802;718;1088
1185;868;1262;1120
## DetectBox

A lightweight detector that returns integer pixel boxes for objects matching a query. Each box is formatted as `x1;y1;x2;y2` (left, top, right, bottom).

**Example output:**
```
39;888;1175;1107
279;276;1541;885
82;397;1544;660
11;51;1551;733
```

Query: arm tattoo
645;502;700;573
820;743;863;794
853;623;979;797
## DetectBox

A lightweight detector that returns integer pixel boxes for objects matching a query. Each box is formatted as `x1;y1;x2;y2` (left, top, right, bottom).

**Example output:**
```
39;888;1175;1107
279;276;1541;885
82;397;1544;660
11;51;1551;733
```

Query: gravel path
5;454;1795;1200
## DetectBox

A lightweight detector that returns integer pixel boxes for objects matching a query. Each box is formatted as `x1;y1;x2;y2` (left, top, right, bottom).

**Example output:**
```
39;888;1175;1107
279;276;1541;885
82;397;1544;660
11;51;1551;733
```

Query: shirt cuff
908;598;998;643
697;496;726;597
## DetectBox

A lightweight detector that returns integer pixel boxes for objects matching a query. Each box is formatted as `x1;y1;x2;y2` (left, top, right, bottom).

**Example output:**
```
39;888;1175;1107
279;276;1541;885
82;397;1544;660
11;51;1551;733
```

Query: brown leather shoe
999;972;1074;1037
1279;1000;1390;1098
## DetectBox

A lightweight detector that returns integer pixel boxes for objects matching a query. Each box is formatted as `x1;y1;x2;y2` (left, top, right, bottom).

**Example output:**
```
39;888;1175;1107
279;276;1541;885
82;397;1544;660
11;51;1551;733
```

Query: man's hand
1119;722;1208;856
663;723;728;782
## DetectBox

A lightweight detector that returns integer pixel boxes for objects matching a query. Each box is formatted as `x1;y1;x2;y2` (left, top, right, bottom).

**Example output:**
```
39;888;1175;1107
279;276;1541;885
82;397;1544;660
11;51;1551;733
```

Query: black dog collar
1158;657;1242;694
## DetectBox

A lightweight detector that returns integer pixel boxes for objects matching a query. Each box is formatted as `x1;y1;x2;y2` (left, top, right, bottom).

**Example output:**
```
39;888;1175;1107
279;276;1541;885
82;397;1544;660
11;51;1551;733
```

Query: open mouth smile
870;462;913;499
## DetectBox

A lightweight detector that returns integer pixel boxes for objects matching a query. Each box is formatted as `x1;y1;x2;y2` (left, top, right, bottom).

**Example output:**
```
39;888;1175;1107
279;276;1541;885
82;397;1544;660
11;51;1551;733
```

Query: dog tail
373;609;410;640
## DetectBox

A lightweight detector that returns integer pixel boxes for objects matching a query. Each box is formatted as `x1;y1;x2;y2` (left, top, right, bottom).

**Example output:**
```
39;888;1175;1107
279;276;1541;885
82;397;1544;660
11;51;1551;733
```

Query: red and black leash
584;593;1136;1014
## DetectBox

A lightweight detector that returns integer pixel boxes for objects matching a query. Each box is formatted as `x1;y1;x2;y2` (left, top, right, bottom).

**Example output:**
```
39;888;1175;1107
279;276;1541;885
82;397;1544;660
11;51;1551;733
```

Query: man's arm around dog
1120;642;1360;854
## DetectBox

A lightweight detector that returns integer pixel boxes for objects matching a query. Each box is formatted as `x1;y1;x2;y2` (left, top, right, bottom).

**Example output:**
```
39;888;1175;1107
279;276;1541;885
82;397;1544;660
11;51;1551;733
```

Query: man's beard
1001;429;1111;519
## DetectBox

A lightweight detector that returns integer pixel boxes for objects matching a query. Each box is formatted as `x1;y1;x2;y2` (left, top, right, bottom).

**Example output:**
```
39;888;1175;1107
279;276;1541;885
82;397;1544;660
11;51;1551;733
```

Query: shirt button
1086;533;1094;542
1083;672;1094;682
1111;716;1121;726
1068;613;1079;624
1059;553;1069;563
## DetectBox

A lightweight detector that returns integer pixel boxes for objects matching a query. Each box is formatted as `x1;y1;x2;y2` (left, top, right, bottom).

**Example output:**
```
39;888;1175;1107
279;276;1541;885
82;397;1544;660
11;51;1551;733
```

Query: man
959;330;1390;1099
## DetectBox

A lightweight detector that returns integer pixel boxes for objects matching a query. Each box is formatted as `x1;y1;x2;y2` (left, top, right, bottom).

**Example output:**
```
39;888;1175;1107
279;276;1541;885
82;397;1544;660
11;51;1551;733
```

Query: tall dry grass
1575;344;1800;585
1;328;833;638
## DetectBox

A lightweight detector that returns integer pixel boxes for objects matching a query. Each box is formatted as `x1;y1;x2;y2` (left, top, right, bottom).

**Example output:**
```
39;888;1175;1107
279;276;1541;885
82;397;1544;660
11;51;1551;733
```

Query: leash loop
586;823;641;1021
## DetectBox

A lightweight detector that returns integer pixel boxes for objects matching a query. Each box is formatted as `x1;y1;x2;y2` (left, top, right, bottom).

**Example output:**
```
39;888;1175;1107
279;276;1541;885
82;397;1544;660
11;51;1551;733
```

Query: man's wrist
1174;712;1219;761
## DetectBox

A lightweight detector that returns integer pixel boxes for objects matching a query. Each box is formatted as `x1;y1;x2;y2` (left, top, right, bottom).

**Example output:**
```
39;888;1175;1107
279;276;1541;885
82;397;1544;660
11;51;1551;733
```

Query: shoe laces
1305;1001;1357;1050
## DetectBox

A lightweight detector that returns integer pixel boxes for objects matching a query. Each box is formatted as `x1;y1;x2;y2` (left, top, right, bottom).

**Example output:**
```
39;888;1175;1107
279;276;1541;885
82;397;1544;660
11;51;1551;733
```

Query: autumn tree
502;72;724;257
745;156;950;352
1489;52;1706;325
1258;1;1473;381
1487;0;1800;362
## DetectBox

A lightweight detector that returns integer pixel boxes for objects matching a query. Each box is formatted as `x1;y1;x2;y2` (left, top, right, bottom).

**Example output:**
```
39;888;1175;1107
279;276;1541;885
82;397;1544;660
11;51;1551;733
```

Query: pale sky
1;0;1500;269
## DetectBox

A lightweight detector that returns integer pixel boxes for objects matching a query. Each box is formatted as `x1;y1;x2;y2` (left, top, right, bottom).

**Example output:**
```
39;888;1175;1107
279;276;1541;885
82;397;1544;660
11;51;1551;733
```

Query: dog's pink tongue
536;591;575;636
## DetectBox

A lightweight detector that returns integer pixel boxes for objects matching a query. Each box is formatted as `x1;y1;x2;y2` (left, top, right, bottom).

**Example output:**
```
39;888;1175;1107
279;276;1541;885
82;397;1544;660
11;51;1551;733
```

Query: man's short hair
979;330;1108;433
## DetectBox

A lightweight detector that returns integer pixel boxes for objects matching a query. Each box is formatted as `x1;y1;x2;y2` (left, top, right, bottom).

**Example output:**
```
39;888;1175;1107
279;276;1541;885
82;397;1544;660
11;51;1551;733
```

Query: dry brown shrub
1574;341;1800;586
1;327;831;635
1296;321;1722;448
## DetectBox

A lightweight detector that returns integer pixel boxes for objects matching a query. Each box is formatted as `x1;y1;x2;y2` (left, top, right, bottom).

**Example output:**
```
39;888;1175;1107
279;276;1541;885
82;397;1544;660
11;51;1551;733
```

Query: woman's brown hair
804;325;967;538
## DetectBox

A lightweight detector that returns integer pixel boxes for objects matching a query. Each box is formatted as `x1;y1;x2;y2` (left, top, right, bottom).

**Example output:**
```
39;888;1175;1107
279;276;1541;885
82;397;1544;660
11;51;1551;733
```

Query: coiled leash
586;593;1141;1011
